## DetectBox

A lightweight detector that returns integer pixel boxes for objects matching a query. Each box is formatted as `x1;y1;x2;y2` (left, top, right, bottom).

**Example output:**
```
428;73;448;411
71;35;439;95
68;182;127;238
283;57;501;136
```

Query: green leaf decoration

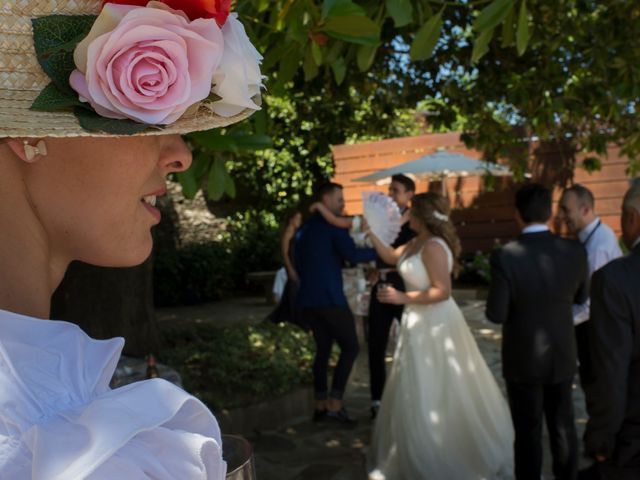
30;82;84;111
322;16;380;46
409;9;443;61
303;47;320;81
582;156;602;173
472;28;494;63
386;0;413;28
516;0;531;56
208;158;227;201
501;6;515;47
357;44;378;72
31;15;96;94
74;107;156;135
473;0;514;32
332;56;347;85
322;0;365;19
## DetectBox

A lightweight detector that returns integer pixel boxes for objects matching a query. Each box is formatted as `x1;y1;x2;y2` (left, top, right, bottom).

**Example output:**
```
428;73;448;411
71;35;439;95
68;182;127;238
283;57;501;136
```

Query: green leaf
208;158;226;201
472;28;494;63
311;42;323;66
322;16;380;46
582;156;602;173
30;82;84;111
322;0;365;18
303;47;320;81
473;0;513;32
516;0;530;56
177;152;210;199
386;0;413;27
189;131;272;152
501;6;515;47
73;107;155;135
409;9;443;61
356;44;378;72
332;56;347;85
224;174;237;198
32;15;96;94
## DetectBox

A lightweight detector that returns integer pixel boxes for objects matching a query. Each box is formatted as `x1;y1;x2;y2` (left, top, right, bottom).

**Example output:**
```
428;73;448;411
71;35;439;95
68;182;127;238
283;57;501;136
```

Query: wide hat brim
0;1;259;138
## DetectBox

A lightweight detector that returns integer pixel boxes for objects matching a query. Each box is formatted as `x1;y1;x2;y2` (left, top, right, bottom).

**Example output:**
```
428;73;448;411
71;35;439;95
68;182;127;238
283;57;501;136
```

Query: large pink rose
70;3;224;125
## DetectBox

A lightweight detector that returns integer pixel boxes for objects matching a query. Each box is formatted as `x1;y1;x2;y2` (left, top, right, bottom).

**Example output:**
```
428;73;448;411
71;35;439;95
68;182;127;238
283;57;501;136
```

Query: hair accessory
433;211;449;222
23;140;48;161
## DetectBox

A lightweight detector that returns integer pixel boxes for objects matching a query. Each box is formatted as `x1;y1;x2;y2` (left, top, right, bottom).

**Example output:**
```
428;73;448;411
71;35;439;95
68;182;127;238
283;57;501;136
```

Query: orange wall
332;133;632;253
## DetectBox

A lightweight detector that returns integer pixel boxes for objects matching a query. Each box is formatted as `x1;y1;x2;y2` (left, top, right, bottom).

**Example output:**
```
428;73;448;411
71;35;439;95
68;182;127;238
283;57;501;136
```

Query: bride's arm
378;241;451;305
310;202;353;229
366;229;410;266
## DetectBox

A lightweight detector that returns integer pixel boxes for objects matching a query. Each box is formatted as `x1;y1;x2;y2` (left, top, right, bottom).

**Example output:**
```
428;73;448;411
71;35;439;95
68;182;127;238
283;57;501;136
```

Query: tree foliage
180;0;639;205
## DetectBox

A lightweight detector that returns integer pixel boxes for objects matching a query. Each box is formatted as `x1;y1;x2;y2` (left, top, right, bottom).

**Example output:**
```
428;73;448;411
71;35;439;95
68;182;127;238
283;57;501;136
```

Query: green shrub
154;242;233;306
159;322;316;410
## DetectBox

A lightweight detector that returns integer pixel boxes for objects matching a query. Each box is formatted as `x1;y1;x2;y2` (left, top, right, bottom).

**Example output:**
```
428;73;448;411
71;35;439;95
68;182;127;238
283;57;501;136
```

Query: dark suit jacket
584;243;640;466
486;230;589;384
295;214;377;309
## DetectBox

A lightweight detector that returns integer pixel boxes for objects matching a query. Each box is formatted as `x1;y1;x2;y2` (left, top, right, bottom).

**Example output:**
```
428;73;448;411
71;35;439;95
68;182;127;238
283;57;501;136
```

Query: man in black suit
486;183;589;480
582;181;640;479
368;174;416;419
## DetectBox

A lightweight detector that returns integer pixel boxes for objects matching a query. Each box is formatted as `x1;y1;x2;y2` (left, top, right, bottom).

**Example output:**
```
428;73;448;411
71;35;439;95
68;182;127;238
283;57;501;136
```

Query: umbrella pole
441;175;447;198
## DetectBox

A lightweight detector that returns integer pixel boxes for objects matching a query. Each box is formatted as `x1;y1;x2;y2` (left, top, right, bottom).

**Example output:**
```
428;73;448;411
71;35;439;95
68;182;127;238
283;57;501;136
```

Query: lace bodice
397;237;453;291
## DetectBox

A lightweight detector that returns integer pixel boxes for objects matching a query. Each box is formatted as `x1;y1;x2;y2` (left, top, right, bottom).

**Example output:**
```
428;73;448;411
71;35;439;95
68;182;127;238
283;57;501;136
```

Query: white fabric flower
211;13;263;117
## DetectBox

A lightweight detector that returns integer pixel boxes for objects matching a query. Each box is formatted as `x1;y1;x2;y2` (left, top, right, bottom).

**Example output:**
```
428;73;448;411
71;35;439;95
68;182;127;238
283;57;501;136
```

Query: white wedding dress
369;238;514;480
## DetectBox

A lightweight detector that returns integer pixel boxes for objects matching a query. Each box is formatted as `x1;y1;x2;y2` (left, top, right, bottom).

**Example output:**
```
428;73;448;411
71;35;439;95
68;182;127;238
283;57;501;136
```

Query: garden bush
159;321;316;410
154;241;233;306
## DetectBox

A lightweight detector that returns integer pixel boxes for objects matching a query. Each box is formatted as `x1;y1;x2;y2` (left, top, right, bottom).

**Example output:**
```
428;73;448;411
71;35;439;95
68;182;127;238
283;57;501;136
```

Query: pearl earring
23;139;48;162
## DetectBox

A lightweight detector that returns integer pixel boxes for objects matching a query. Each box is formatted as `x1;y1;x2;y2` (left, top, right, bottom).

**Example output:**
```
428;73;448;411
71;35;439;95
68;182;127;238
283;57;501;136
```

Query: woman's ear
4;138;47;163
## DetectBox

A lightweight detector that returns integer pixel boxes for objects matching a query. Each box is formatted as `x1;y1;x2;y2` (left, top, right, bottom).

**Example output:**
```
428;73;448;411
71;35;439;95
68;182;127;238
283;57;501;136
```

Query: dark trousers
576;322;595;387
506;379;578;480
368;273;405;401
579;461;640;480
304;307;359;400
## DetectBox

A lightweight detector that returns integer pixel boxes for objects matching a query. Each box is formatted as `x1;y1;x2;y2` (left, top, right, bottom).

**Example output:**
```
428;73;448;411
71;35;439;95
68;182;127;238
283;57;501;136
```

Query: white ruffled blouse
0;309;226;479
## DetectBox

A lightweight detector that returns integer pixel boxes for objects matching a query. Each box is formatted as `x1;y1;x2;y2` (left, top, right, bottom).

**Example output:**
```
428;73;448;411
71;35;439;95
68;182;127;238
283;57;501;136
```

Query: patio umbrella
352;150;512;196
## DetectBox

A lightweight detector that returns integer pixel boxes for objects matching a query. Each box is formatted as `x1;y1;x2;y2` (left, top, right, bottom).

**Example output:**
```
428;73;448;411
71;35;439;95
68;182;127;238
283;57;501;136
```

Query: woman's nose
159;135;193;175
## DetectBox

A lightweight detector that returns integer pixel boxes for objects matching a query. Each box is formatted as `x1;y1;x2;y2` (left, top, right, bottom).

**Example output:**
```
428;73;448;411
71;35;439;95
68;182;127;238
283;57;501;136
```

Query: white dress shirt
522;224;550;234
573;218;623;325
633;236;640;249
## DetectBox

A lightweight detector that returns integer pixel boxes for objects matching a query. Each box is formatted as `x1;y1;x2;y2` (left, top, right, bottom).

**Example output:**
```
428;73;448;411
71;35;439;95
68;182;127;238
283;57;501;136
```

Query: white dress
0;309;226;480
369;238;514;480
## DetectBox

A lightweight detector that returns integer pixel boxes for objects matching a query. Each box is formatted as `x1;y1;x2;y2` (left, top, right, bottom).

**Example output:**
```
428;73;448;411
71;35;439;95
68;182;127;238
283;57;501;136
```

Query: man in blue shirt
296;182;377;423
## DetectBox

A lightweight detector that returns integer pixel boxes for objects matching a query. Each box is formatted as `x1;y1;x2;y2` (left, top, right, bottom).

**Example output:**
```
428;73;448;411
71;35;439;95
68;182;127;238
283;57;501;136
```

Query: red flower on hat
101;0;231;26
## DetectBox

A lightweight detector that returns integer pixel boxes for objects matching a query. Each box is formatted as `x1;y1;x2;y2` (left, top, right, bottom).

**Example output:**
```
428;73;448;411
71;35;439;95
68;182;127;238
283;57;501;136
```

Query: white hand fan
362;191;402;246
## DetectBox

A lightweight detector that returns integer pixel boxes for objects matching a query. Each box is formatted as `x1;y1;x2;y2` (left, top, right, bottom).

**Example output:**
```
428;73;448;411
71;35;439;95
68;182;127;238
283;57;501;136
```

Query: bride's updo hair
410;192;462;276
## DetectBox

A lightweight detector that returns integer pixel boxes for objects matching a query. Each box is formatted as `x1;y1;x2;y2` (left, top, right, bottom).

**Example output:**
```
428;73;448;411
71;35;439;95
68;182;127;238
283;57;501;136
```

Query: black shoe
312;409;327;422
326;407;357;424
370;405;379;420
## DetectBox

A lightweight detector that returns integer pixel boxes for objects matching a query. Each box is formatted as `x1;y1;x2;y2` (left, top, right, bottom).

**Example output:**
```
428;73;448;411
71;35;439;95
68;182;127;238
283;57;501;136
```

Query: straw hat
0;1;259;138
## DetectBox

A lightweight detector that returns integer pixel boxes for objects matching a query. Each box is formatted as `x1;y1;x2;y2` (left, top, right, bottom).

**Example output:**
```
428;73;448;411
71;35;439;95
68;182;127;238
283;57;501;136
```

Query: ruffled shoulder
0;309;123;427
0;310;225;480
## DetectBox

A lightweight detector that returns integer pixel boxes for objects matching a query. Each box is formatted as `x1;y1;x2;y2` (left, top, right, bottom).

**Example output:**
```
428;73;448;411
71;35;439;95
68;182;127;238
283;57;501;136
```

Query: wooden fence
332;132;632;253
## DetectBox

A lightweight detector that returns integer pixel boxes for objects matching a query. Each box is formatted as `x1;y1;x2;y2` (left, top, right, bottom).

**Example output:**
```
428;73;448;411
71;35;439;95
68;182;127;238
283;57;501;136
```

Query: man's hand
595;455;607;463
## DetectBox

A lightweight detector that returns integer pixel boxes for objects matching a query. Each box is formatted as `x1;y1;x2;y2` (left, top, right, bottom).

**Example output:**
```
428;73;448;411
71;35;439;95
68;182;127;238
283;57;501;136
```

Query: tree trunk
51;258;160;357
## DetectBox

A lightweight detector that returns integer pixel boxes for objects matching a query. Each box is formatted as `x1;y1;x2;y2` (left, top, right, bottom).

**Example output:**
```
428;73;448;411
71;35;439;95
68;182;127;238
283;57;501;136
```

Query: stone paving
245;299;593;480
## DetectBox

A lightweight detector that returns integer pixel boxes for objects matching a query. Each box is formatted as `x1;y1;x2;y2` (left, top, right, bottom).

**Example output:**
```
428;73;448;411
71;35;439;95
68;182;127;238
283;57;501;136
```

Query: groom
296;182;377;423
486;183;589;480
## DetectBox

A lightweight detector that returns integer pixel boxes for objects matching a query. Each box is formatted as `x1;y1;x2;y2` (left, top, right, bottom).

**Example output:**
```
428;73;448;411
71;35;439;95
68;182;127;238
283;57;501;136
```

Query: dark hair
564;184;595;209
315;182;343;201
411;192;462;276
515;183;552;223
391;174;416;193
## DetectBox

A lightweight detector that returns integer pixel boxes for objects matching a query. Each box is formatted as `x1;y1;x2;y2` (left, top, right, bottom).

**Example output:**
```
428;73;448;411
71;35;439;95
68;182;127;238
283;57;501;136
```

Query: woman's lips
142;199;161;223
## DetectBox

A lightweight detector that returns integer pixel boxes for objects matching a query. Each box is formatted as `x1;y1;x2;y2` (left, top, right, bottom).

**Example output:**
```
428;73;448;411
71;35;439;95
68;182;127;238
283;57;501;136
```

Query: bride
366;192;513;480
